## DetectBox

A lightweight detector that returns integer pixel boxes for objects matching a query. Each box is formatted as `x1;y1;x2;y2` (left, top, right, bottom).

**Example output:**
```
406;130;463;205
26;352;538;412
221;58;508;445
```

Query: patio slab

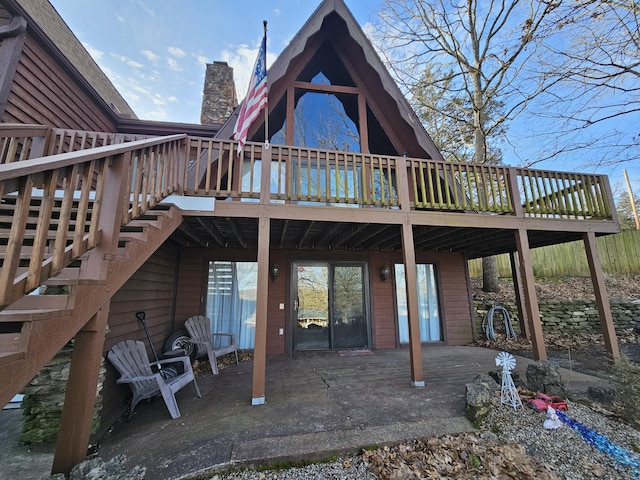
95;346;609;479
0;346;611;479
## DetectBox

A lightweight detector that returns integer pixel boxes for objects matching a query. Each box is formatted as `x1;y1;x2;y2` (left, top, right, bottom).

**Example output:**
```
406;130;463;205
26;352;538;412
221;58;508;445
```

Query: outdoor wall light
381;264;391;281
271;264;280;282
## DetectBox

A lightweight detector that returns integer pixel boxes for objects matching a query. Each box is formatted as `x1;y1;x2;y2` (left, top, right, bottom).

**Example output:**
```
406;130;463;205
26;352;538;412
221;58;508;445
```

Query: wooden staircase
0;131;188;409
0;202;183;407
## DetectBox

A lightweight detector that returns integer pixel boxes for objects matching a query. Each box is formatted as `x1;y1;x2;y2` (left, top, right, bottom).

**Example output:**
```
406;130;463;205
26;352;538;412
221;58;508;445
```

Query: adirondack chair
107;340;201;419
185;315;239;375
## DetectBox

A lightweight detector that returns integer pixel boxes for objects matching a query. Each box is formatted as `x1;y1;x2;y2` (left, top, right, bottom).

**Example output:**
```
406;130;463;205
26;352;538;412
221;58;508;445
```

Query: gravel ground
481;400;640;480
207;398;640;480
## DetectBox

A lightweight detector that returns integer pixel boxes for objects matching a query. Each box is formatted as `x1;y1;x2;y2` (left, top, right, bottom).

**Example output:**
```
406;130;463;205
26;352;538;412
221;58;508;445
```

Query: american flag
233;33;267;154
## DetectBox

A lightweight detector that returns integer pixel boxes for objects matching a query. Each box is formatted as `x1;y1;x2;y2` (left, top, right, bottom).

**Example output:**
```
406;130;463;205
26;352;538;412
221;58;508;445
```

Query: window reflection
293;91;359;151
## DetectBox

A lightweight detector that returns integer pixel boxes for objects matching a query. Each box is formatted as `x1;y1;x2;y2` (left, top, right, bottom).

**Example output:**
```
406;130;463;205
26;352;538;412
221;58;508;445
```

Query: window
394;264;441;342
205;261;257;349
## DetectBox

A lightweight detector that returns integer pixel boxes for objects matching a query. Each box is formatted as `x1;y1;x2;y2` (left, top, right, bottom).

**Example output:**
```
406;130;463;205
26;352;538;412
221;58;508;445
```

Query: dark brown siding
3;34;116;131
428;252;474;346
99;242;179;433
172;247;474;356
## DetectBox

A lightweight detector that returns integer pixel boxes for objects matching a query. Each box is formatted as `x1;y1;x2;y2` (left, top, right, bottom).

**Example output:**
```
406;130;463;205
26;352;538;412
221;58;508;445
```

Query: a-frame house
0;0;621;475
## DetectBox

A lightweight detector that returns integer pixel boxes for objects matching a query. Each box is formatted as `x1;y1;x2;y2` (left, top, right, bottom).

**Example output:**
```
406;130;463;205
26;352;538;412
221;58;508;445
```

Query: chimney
201;61;238;125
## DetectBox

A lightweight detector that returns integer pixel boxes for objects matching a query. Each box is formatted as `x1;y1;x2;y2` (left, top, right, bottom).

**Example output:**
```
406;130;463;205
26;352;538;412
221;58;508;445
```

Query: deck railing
185;138;613;220
0;128;185;307
0;126;614;221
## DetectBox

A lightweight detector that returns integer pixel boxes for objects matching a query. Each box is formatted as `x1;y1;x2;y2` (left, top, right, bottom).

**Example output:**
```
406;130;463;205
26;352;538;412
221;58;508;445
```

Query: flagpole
263;20;269;149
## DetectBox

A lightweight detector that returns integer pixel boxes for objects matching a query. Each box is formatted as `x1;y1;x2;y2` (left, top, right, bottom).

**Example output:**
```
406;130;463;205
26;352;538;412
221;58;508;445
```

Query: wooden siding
430;252;474;345
2;34;116;131
371;254;397;349
173;247;474;354
99;241;179;433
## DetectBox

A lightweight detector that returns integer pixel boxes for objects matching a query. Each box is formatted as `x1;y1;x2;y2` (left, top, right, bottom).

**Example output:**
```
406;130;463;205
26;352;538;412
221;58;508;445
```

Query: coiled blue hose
482;304;517;341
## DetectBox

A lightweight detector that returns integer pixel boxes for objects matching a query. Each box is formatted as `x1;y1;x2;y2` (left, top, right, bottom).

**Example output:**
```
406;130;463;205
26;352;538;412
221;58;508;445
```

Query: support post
509;251;530;339
401;222;424;387
252;216;270;405
80;152;130;280
583;232;619;360
514;229;547;360
51;305;110;475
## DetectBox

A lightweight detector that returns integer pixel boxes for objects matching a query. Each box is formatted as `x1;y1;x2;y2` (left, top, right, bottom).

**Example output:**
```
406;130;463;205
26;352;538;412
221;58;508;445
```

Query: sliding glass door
293;262;368;350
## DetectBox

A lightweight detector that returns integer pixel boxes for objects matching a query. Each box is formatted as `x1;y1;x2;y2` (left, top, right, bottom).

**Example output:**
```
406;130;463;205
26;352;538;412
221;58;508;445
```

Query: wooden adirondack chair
107;340;201;419
185;315;239;375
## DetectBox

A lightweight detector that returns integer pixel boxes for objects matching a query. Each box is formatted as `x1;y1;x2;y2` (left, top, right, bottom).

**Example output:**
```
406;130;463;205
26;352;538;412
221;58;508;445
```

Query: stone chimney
201;61;238;125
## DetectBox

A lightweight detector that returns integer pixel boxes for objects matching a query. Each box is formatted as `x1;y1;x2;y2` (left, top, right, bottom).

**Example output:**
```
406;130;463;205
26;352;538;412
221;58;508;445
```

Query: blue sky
48;0;638;198
49;0;376;124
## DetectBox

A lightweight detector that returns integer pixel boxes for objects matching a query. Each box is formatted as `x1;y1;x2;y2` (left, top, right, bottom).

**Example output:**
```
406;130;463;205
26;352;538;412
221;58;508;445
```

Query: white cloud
110;53;143;68
142;49;160;62
141;109;170;121
82;42;104;61
273;8;281;15
167;58;181;71
168;46;186;58
221;43;274;100
195;54;209;67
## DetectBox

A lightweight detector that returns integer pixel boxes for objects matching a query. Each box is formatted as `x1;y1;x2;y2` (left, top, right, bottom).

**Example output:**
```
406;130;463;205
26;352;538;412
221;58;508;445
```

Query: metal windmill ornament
495;351;522;410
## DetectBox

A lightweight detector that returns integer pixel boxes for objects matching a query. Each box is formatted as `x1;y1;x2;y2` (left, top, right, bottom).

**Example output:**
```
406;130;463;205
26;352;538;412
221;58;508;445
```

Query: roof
217;0;444;160
7;0;137;119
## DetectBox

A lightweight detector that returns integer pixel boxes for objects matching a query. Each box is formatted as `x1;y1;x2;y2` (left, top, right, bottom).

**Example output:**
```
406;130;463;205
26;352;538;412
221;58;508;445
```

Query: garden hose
482;304;517;341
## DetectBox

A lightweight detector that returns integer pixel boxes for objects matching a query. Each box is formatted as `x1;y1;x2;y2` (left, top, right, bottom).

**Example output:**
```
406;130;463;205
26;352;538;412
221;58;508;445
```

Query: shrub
611;354;640;427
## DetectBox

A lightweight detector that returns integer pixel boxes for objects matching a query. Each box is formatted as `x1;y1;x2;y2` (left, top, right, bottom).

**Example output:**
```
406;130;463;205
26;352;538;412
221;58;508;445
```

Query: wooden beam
401;222;424;387
278;219;289;248
178;224;208;247
296;221;316;248
252;216;270;405
583;231;619;360
509;251;530;340
514;229;547;360
196;217;226;247
51;304;109;476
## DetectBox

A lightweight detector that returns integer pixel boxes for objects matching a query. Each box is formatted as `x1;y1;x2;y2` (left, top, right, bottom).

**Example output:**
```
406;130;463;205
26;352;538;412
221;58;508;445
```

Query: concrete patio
0;346;611;479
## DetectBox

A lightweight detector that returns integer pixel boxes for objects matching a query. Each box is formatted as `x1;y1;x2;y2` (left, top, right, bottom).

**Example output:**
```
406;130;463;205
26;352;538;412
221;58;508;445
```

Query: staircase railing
0;132;187;309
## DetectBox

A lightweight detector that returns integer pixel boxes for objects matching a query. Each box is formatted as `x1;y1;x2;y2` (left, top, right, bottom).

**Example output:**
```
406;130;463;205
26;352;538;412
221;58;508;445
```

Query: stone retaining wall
474;299;640;337
21;343;105;444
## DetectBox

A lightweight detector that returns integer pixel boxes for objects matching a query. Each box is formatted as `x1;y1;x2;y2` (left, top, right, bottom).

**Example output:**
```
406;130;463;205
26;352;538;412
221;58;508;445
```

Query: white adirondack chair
107;340;201;419
185;315;239;375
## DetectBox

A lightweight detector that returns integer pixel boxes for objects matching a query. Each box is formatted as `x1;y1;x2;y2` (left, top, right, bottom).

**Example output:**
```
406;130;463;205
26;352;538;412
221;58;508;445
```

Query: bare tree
516;0;639;168
376;0;560;291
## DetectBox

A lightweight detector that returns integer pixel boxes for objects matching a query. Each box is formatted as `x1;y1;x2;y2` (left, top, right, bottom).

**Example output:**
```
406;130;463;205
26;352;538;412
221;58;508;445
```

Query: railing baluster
0;175;33;305
72;160;95;258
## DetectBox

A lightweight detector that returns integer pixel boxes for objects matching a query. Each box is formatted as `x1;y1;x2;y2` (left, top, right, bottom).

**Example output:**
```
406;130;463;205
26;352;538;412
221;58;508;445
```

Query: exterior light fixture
380;264;391;281
271;264;280;282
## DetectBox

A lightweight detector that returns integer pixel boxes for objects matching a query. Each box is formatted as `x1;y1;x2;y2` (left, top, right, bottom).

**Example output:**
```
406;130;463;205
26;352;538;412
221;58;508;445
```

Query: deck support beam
509;251;530;340
51;305;110;476
583;232;619;360
401;222;424;387
514;229;546;360
252;145;272;405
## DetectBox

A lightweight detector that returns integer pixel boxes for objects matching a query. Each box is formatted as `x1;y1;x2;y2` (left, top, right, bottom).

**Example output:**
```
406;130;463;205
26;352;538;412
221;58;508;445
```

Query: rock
466;377;497;425
70;455;145;480
39;455;145;480
474;372;498;387
489;369;526;388
526;360;566;397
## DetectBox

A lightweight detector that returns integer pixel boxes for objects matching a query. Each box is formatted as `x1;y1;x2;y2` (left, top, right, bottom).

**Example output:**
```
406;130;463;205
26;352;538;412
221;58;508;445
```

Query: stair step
0;308;73;322
0;351;25;365
7;294;70;311
0;332;21;352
